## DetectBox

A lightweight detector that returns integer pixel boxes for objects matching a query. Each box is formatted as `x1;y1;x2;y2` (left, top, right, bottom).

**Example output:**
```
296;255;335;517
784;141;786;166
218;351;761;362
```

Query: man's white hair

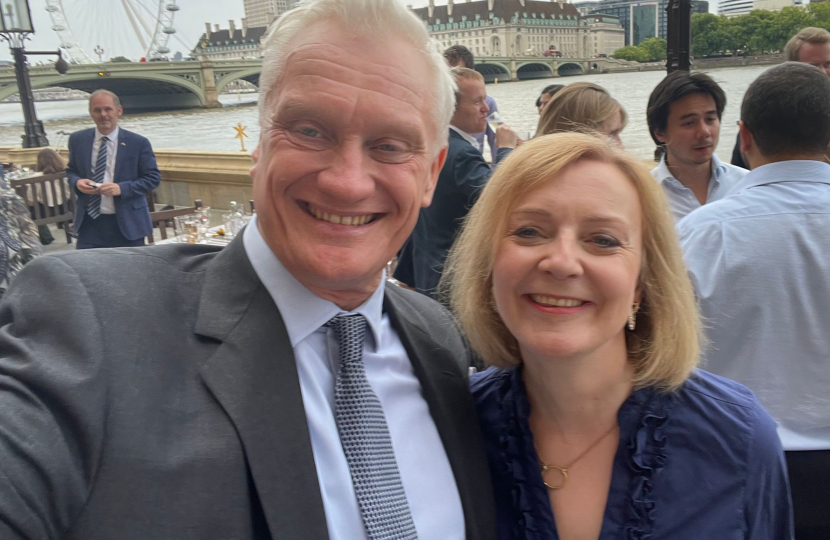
258;0;456;154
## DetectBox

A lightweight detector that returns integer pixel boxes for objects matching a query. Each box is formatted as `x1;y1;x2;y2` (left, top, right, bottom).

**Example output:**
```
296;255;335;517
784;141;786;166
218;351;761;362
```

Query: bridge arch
215;68;262;93
516;62;554;81
557;62;584;77
0;71;207;111
474;62;510;84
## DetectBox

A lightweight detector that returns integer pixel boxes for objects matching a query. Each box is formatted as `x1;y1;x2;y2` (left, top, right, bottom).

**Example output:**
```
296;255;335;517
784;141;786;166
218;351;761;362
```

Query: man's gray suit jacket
0;237;496;540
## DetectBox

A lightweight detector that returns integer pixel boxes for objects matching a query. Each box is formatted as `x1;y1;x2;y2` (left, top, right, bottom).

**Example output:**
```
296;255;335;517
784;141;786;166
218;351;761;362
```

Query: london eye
45;0;182;63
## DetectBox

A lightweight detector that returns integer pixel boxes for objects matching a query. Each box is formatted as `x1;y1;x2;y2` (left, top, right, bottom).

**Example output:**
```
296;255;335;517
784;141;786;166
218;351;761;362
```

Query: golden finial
233;123;249;152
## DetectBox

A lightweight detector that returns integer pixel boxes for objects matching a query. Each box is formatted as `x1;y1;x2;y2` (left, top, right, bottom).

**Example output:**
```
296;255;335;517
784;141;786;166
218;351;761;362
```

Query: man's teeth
531;295;585;307
309;207;372;226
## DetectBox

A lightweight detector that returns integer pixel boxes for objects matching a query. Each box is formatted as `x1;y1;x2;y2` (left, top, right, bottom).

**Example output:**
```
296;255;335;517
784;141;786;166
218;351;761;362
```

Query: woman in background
535;82;626;145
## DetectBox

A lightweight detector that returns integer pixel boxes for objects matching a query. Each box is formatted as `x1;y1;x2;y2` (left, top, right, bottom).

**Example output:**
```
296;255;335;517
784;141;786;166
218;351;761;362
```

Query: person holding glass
442;132;793;539
535;83;627;145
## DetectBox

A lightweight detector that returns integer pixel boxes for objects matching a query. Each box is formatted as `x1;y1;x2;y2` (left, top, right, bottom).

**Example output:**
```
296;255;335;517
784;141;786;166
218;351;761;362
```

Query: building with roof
584;14;626;56
579;0;708;46
411;0;590;58
192;20;268;61
242;0;299;28
717;0;754;15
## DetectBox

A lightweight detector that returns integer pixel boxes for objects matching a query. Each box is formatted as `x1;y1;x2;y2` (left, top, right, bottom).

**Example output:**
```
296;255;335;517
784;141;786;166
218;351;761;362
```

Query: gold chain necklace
535;424;618;490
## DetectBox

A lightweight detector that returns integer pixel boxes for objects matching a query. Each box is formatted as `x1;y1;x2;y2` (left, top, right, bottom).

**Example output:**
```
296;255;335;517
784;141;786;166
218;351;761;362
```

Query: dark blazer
394;129;491;296
0;238;496;540
66;127;161;241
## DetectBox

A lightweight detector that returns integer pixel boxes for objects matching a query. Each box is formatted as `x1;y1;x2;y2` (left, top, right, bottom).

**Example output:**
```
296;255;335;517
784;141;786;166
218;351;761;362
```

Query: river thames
0;64;770;163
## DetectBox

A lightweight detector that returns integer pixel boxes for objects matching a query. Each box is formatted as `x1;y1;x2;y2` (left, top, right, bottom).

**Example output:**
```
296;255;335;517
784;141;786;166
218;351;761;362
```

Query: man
444;45;499;161
394;68;514;297
66;89;160;248
646;71;747;222
732;27;830;168
0;1;496;539
677;62;830;540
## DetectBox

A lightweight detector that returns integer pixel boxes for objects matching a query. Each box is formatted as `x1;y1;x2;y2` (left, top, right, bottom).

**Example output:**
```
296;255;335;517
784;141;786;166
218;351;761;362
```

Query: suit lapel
383;287;496;540
80;129;96;178
114;129;128;182
194;238;329;540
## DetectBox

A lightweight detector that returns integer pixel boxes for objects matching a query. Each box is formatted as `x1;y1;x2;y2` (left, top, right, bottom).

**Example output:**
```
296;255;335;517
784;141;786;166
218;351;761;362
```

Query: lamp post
94;44;104;63
0;0;69;148
665;0;692;73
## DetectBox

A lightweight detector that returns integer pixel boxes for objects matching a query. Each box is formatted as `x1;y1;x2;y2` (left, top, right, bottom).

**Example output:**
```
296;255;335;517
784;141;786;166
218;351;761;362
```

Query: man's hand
76;179;99;195
495;124;519;150
98;183;121;197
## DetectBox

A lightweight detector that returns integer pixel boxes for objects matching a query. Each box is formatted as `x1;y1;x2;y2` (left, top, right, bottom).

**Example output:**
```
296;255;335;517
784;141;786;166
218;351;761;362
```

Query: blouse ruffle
488;368;672;540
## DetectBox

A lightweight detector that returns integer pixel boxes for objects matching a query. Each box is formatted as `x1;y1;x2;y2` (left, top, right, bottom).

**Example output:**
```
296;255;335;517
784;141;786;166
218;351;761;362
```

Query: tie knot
326;314;367;363
101;136;109;142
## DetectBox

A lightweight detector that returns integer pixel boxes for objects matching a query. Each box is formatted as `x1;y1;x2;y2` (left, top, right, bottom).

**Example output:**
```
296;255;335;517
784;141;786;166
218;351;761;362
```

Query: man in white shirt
678;62;830;540
646;71;747;222
66;90;160;248
0;1;498;539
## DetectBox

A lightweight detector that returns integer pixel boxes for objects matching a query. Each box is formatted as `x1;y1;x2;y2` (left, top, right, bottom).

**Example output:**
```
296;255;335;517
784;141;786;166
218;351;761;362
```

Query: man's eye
376;143;399;152
298;127;320;138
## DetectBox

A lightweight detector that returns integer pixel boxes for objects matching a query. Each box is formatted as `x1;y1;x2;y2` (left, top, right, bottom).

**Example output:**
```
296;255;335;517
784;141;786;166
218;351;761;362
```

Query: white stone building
192;20;267;61
584;14;625;56
242;0;298;28
412;0;590;58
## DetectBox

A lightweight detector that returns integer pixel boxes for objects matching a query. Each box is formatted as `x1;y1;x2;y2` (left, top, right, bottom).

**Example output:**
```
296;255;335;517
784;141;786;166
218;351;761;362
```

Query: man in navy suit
394;67;516;297
67;90;160;248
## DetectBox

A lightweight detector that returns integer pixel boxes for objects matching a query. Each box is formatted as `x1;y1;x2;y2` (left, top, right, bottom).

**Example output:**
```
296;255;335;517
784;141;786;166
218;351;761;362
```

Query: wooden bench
10;171;76;244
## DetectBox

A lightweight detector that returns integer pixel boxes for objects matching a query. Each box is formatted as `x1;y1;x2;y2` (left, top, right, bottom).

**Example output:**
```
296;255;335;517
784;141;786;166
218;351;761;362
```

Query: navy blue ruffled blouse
470;367;794;540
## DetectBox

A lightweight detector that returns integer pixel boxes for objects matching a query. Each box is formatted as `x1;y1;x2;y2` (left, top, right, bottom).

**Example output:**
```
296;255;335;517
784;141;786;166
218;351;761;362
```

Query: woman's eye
512;227;540;239
593;235;620;248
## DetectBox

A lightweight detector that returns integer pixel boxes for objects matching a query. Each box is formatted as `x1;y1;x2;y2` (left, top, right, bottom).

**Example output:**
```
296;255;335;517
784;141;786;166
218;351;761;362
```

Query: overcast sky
1;0;713;63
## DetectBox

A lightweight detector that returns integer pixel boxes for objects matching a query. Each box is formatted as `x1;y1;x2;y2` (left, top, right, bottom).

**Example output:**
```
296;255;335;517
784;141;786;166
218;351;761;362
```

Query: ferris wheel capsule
52;25;66;31
45;5;59;12
163;27;177;35
156;47;171;54
166;4;180;11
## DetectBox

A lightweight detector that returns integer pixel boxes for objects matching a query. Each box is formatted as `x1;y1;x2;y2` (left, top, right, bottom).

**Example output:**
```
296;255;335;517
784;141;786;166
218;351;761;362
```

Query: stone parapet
0;146;253;211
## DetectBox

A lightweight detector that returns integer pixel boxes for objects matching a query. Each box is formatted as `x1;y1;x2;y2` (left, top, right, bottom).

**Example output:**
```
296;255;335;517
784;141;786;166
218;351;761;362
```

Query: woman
536;84;565;115
31;148;67;245
443;133;793;539
535;83;626;145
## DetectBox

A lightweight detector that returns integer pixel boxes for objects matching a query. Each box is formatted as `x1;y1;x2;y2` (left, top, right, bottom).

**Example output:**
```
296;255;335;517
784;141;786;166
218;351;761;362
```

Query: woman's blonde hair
535;82;627;138
36;148;65;174
442;132;701;391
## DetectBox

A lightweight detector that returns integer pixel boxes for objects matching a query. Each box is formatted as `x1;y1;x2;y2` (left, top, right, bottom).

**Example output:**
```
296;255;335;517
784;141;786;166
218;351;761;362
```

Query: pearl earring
628;302;640;331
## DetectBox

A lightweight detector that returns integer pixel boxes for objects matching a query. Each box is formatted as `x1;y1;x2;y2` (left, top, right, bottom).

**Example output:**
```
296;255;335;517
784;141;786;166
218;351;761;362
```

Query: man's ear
654;128;667;145
421;144;448;208
738;121;753;156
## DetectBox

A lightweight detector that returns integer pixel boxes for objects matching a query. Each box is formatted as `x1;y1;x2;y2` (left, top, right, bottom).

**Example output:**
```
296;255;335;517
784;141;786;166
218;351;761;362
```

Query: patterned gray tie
87;136;108;219
326;314;419;540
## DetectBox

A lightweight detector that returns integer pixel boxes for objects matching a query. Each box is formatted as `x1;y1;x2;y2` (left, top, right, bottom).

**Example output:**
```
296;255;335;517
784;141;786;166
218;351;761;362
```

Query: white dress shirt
242;217;465;540
652;154;747;223
450;125;481;151
90;127;119;214
677;160;830;451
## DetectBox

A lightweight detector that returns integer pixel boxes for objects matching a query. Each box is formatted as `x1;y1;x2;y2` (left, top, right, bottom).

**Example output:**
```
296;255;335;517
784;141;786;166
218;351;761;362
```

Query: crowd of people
0;1;828;539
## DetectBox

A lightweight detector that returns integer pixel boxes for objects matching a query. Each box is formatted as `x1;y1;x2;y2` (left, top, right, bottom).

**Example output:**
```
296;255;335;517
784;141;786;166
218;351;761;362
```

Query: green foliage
692;7;830;57
611;45;649;62
611;37;667;62
110;56;132;63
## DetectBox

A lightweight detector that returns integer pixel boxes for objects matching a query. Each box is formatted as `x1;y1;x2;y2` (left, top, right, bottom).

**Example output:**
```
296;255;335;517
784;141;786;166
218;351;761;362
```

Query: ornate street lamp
1;0;69;148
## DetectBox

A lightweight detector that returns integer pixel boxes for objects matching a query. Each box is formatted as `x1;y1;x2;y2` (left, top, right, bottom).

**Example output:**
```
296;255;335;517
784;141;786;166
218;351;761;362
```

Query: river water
0;65;771;162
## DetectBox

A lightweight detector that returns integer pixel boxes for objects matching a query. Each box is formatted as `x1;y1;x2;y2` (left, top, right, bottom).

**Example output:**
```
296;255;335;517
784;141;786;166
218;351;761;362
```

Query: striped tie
87;136;108;219
327;314;419;540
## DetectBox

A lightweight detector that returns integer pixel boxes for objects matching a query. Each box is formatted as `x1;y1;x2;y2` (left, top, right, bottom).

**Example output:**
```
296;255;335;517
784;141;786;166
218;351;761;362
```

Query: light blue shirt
242;217;465;540
652;154;748;222
677;160;830;451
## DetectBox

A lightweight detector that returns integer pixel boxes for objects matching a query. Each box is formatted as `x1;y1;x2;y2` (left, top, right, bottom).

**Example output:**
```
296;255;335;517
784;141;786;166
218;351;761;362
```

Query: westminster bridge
0;56;633;111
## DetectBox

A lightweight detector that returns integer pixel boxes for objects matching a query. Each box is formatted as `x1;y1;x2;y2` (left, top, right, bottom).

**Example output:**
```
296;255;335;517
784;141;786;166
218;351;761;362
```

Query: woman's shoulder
671;369;781;458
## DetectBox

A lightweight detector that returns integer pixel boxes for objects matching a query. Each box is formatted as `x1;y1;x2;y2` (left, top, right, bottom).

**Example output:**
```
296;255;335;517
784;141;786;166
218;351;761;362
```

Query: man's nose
317;143;375;203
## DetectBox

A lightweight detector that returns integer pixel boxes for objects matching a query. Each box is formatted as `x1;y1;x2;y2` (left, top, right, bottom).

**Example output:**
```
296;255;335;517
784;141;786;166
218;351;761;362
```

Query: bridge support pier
200;61;222;109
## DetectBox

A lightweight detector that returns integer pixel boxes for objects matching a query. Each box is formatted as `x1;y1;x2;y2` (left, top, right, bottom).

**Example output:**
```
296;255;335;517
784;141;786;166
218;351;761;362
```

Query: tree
110;56;131;63
640;37;668;61
611;45;648;62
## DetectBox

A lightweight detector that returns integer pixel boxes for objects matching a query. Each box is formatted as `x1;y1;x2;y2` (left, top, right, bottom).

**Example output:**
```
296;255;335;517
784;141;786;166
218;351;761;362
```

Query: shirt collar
95;126;119;143
654;153;726;187
242;215;386;349
449;125;480;151
729;160;830;193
